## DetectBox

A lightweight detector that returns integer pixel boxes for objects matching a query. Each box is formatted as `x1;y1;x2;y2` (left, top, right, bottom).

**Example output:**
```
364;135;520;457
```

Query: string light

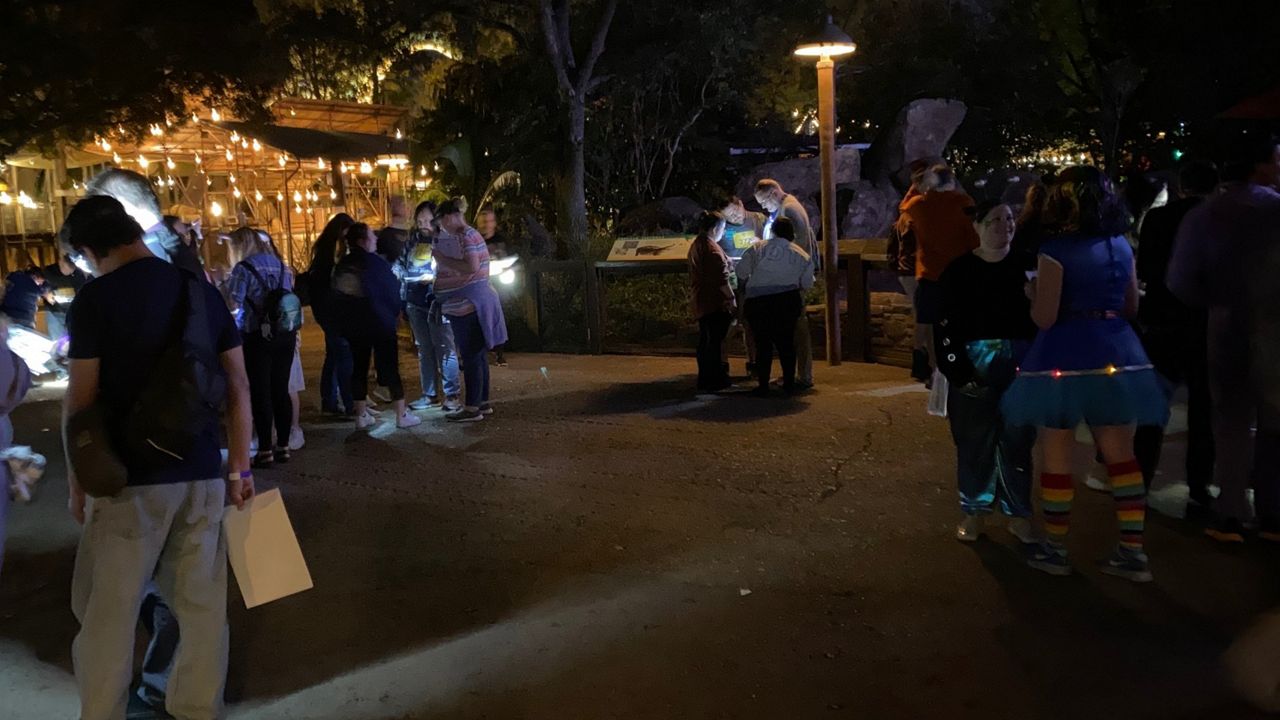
228;172;236;184
16;191;37;209
339;162;349;174
278;154;287;168
165;157;175;170
166;177;175;187
329;188;337;200
150;124;164;137
192;113;200;123
276;191;284;201
317;158;326;170
137;154;150;169
251;138;261;152
232;187;242;198
240;139;248;149
254;189;263;201
0;191;10;205
294;203;303;215
419;165;427;176
292;190;302;202
395;128;402;140
112;152;122;164
210;108;221;122
225;148;234;162
210;200;224;217
359;161;373;174
194;153;202;165
230;131;240;143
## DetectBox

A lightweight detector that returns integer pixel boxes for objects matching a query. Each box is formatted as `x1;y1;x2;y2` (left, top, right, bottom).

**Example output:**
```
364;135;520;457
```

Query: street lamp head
794;15;856;59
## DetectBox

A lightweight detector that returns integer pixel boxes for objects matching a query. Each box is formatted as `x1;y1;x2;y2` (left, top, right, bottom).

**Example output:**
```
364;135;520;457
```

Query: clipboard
223;488;314;608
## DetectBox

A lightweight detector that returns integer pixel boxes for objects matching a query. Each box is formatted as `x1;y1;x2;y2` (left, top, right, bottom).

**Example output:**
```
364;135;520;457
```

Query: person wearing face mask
936;200;1038;544
754;179;817;389
83;169;204;277
688;211;735;393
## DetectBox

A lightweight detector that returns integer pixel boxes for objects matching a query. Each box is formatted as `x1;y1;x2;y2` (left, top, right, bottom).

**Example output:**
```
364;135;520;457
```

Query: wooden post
845;255;869;362
817;56;841;365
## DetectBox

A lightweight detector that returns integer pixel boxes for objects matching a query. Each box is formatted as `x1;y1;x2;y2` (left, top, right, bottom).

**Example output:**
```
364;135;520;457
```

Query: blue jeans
320;328;354;413
406;304;460;400
450;311;490;408
948;380;1034;518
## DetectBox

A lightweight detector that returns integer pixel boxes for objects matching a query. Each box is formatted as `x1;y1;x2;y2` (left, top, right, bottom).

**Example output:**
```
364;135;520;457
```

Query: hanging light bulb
419;165;427;176
191;112;200;124
395;128;403;140
210;108;222;122
230;131;240;143
294;203;303;215
276;191;284;201
137;154;150;169
194;153;202;165
100;139;112;152
165;156;175;170
317;158;326;170
232;187;242;198
112;152;122;164
292;190;302;202
150;124;164;137
278;154;287;168
225;148;234;162
329;188;337;200
228;172;237;184
0;191;10;205
210;200;224;217
166;177;175;187
251;138;261;152
359;161;373;174
206;177;212;187
433;161;440;171
240;139;248;150
339;162;349;174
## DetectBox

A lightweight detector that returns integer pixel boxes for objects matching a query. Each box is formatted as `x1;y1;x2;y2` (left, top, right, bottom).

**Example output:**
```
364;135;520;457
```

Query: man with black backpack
61;196;253;720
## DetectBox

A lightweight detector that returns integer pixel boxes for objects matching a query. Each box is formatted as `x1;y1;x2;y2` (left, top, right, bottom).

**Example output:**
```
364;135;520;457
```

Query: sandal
252;453;274;469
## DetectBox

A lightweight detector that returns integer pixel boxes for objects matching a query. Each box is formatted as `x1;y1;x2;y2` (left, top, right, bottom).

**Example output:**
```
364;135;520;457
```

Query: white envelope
223;488;313;608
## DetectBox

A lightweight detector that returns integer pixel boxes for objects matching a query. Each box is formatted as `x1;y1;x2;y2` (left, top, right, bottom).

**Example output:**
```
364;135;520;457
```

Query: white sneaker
396;412;422;429
956;514;984;542
250;437;259;454
288;426;305;451
1084;473;1110;493
1007;517;1039;544
356;412;376;429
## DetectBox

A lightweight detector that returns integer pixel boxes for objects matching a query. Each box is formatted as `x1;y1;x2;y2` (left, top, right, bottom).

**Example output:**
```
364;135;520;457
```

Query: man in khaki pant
61;195;254;720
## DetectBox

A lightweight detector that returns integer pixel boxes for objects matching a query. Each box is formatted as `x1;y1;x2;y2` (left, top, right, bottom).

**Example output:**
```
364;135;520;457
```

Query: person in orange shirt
896;163;979;370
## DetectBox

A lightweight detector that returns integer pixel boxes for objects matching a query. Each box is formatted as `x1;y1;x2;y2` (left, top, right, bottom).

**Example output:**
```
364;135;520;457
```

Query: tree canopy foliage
3;0;1278;249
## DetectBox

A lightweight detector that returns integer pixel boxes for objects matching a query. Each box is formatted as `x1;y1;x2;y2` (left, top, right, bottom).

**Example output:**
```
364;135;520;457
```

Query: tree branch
539;0;575;98
575;0;618;96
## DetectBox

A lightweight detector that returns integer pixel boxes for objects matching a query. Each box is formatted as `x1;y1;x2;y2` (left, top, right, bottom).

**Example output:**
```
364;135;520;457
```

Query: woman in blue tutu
1001;166;1168;582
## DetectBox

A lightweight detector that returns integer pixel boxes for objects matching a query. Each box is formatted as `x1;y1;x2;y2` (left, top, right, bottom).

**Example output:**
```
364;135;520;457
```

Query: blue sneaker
1027;543;1071;576
1098;546;1153;583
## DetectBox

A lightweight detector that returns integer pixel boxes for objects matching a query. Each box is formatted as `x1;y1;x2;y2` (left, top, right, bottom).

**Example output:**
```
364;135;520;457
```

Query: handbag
65;403;128;498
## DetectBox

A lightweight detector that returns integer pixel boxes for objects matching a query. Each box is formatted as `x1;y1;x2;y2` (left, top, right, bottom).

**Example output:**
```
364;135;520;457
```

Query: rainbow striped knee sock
1040;472;1074;552
1108;459;1146;550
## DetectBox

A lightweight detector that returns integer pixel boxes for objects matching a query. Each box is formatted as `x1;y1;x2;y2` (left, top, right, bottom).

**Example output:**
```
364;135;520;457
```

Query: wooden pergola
1;97;423;272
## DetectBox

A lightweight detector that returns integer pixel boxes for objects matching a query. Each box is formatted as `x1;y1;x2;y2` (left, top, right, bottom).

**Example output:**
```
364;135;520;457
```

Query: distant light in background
360;161;373;174
252;138;262;152
210;108;221;122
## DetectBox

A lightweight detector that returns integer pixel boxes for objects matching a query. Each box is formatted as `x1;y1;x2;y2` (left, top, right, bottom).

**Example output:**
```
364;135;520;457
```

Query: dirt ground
2;334;1278;719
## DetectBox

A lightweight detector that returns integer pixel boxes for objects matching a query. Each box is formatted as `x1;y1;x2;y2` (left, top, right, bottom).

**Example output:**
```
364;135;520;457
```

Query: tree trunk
559;100;589;256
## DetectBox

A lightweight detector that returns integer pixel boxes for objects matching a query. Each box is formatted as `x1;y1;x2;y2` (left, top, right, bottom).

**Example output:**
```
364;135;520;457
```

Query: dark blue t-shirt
1;271;47;328
67;257;240;486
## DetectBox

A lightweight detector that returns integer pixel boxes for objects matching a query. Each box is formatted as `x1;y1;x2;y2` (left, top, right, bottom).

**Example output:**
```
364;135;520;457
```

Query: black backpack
68;269;228;495
240;260;303;340
121;269;229;471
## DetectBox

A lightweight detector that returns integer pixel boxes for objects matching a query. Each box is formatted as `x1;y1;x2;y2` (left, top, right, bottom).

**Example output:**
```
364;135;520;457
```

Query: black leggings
696;311;732;390
349;332;404;403
243;332;296;452
745;290;802;390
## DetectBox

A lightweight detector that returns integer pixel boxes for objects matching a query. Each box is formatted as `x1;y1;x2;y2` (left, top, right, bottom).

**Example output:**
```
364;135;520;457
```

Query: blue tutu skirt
1001;368;1170;429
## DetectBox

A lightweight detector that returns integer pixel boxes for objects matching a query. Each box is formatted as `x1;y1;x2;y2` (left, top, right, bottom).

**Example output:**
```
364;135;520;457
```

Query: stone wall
867;290;915;367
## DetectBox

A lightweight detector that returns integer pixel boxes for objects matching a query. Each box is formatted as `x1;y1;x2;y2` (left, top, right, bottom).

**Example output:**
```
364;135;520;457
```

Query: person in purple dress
1001;166;1167;582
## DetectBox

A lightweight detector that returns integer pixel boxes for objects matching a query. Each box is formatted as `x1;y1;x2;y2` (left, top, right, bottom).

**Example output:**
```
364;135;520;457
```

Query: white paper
223;489;313;608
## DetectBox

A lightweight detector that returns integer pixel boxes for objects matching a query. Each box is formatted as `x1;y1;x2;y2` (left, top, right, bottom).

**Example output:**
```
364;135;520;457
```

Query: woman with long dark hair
1002;166;1168;582
307;213;355;416
332;222;420;430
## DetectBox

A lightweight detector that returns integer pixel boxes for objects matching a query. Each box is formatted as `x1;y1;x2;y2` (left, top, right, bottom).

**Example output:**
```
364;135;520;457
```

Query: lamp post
795;16;856;367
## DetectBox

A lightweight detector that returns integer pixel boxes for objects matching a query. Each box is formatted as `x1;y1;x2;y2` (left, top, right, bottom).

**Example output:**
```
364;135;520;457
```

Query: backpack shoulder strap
238;260;271;313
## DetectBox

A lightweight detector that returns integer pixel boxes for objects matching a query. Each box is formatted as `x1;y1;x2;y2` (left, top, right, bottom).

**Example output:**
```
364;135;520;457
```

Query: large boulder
615;196;705;236
735;146;861;213
861;98;968;189
840;180;901;239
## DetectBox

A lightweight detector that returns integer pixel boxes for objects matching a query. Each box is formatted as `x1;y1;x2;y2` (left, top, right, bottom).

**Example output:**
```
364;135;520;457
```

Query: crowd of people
0;127;1277;716
0;166;512;718
895;135;1280;582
